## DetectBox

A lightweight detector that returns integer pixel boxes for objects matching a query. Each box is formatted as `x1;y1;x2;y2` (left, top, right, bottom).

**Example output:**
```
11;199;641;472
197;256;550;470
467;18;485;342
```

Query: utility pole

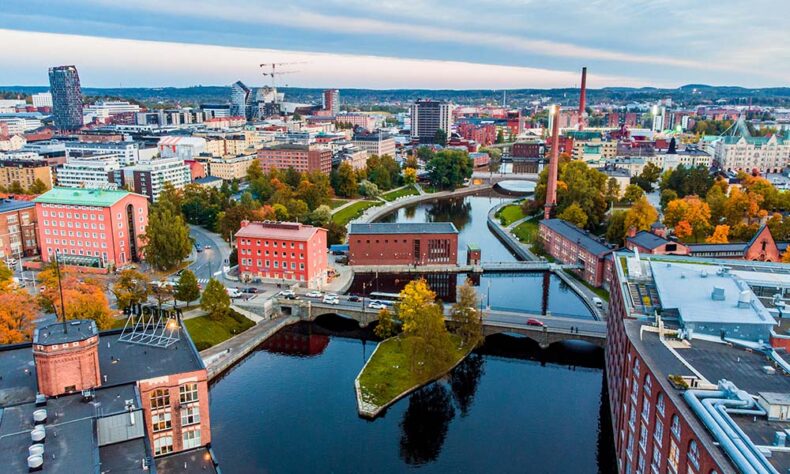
54;250;67;332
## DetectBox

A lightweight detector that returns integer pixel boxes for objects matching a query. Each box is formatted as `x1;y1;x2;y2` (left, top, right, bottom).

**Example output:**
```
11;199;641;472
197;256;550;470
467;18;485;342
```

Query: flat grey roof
541;219;612;256
650;261;776;327
0;199;35;214
34;320;97;346
349;222;458;235
156;448;219;473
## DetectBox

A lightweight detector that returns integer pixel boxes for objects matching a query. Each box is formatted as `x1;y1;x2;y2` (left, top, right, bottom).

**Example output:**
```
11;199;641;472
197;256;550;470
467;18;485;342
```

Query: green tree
634;162;662;192
325;221;347;245
112;269;150;310
660;189;678;211
605;177;620;203
141;203;193;271
150;281;173;309
606;210;628;245
434;128;448;146
374;307;397;338
450;280;483;348
174;269;200;306
426;150;473;190
624;196;659;234
28;178;49;194
623;184;645;203
201;278;230;320
558;202;588;228
358;180;380;197
496;129;505;144
307;204;332;227
335;161;358;198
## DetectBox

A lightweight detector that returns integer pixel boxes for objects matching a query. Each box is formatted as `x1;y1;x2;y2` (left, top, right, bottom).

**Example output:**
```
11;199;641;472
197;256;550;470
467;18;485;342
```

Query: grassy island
354;278;483;418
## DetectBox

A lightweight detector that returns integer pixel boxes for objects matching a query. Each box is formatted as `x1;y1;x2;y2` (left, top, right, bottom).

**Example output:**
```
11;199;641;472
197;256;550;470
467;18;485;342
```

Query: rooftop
348;222;458;235
540;219;612;256
156;448;219;473
235;220;323;241
33;320;97;346
0;198;35;214
627;230;674;250
34;187;138;207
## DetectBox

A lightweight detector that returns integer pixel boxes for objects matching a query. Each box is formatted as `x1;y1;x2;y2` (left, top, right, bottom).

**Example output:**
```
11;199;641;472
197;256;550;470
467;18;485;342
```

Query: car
279;290;295;297
226;287;242;298
348;295;361;302
204;244;212;249
368;300;387;310
322;295;339;305
526;318;545;327
305;290;323;298
195;244;203;252
241;287;259;294
175;269;185;276
284;294;298;300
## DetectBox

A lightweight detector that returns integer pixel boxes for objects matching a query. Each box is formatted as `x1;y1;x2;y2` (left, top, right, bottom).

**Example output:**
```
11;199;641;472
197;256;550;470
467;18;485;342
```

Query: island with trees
355;278;483;418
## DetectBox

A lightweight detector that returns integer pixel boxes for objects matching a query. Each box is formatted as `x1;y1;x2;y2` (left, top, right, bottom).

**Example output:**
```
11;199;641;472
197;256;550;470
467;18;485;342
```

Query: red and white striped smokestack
578;67;587;131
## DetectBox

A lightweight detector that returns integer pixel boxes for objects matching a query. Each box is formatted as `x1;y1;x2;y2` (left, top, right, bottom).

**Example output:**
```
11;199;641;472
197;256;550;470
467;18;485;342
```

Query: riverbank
355;334;472;418
358;183;493;224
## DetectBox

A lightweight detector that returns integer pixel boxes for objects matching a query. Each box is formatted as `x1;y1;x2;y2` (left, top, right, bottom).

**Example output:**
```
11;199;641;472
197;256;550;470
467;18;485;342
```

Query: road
189;225;230;285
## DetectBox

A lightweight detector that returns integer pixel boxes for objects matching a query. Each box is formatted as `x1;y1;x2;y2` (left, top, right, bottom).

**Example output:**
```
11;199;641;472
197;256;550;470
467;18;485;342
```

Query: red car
526;318;545;327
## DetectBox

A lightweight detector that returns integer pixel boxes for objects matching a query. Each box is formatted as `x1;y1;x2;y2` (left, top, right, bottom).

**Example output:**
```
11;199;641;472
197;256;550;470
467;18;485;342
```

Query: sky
1;0;788;90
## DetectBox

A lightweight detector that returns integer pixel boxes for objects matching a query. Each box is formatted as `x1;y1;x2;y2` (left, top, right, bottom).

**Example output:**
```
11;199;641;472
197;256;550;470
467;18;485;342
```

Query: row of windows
150;383;200;409
44;220;105;230
239;248;304;259
45;229;106;239
238;239;304;249
240;259;305;270
153;429;202;456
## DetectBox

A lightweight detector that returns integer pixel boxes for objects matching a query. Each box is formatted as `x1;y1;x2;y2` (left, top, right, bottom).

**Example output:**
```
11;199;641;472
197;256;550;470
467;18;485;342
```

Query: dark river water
208;191;614;473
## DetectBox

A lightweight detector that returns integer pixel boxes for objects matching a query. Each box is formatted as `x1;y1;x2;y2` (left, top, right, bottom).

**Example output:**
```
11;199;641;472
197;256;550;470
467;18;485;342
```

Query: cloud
0;28;661;89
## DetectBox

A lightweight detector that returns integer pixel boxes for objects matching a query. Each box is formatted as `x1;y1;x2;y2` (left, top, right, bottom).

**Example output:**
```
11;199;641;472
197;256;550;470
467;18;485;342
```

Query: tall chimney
578;67;587;131
544;105;560;220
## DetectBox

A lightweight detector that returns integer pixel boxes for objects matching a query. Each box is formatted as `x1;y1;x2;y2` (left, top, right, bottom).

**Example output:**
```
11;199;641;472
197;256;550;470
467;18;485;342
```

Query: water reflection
426;198;473;231
399;384;456;466
449;353;485;416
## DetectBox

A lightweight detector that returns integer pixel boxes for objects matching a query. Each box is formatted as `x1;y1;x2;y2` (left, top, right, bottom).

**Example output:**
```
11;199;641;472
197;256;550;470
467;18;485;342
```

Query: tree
535;160;607;229
660;189;678;211
334;161;358;198
558;202;588;228
307;205;332;227
358;180;380;198
782;248;790;263
706;225;730;244
112;269;150;310
637;162;662;192
325;221;347;245
201;278;230;320
426;150;474;190
606;210;628;245
375;307;397;338
434;129;448;146
403;167;418;185
396;279;438;336
0;291;38;344
28;178;49;194
450;280;483;348
663;196;711;242
605;177;620;203
273;203;289;221
495;129;505;144
174;270;201;306
624;197;658;234
674;220;693;241
623;184;645;203
150;281;173;309
38;266;114;329
141;204;192;271
0;260;13;293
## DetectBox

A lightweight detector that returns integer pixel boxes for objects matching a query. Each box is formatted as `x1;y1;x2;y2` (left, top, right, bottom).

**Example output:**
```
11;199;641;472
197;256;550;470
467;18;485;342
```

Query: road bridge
349;261;582;275
273;298;606;348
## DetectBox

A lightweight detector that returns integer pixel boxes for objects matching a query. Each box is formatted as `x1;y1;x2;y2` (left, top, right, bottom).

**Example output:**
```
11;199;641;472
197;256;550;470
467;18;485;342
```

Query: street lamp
54;250;67;331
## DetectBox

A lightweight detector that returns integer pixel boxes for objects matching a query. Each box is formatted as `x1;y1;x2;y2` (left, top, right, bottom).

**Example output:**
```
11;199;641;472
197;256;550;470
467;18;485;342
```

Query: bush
195;341;212;351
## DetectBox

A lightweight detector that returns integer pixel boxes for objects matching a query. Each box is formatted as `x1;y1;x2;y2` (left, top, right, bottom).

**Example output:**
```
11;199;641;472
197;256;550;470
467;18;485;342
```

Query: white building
0;117;43;135
0;135;26;151
714;135;790;173
57;153;121;189
351;133;396;158
84;101;141;121
158;136;207;160
31;93;53;108
123;156;190;201
65;141;155;167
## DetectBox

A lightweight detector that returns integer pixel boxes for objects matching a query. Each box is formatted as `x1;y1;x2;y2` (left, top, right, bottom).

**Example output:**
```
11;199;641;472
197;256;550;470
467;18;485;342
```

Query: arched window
154;436;173;456
688;440;700;470
150;388;170;409
656;392;666;416
671;414;681;439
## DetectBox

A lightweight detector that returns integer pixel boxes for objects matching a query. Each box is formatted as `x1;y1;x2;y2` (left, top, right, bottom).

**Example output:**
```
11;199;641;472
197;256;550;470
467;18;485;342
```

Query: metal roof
34;187;137;207
0;198;35;214
540;219;611;256
627;230;673;250
348;222;458;235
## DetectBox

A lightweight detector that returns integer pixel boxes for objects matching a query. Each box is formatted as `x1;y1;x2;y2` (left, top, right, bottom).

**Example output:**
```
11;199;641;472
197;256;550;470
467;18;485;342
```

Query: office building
57;152;122;189
606;253;790;474
336;113;378;130
35;187;148;268
123;157;191;202
48;65;83;131
31;92;52;108
236;220;328;288
348;222;458;266
351;132;396;158
231;81;253;120
410;100;453;144
0;198;38;259
158;136;207;160
208;154;256;181
323;89;340;115
539;218;615;288
65;140;154;167
257;144;332;174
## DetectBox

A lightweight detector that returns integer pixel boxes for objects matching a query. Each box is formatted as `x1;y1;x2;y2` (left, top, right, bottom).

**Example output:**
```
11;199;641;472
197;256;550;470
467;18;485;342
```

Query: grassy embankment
331;200;383;226
381;185;419;202
184;310;255;351
496;203;526;226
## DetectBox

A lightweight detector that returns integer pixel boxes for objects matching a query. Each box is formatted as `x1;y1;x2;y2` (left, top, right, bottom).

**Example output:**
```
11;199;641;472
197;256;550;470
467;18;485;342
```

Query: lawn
496;204;526;226
184;310;255;351
381;185;419;202
511;216;540;243
358;334;467;408
566;270;611;302
329;198;350;209
331;199;382;226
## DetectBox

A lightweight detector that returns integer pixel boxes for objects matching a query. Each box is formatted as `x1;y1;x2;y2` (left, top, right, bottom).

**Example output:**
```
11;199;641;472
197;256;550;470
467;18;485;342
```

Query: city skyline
1;0;788;89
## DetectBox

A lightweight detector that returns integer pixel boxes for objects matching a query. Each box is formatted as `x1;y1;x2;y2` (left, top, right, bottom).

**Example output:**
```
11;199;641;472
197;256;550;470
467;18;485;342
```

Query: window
654;417;664;444
627;432;634;460
629;403;637;430
636;453;645;474
631;377;639;402
639;423;648;452
670;415;681;439
668;439;680;473
151;411;172;432
687;440;700;470
154;436;173;456
150;389;170;409
651;443;662;471
181;406;200;426
180;383;199;403
641;395;650;422
182;429;201;449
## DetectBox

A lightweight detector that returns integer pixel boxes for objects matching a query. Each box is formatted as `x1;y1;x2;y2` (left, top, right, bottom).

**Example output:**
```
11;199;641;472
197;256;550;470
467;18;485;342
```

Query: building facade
0;198;38;259
123;157;191;202
348;222;458;266
539;218;614;287
713;135;789;173
410;100;453;144
0;158;53;190
48;65;83;131
56;153;122;189
351;132;396;157
323;89;340;115
208;154;255;181
257;144;333;174
236;220;328;288
35;187;148;268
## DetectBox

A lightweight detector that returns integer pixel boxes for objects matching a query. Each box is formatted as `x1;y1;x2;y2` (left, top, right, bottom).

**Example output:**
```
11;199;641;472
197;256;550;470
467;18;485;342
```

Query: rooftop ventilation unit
737;290;752;309
711;287;726;301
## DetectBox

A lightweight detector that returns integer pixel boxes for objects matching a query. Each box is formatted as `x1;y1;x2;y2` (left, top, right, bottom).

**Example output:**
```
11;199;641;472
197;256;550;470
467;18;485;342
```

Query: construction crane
259;62;305;89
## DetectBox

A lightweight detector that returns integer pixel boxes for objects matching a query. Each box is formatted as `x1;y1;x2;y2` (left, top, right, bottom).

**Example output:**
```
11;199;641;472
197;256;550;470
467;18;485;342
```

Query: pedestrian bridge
274;299;606;348
349;261;582;275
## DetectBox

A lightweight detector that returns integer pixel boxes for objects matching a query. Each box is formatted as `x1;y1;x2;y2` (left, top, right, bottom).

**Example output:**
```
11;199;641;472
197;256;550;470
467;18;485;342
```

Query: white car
278;290;295;297
305;291;323;298
322;295;340;305
226;287;242;298
368;300;387;310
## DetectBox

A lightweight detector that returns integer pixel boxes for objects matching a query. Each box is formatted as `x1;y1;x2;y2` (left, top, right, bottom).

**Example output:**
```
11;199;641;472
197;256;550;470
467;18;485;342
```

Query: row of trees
0;179;49;195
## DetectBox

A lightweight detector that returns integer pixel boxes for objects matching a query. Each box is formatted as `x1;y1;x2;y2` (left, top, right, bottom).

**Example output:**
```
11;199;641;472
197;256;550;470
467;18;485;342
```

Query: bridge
274;298;606;348
349;261;582;275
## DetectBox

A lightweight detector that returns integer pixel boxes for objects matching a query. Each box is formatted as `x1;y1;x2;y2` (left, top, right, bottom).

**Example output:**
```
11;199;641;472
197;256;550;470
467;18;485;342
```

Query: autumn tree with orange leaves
705;225;730;244
663;196;711;242
0;260;38;344
38;263;114;330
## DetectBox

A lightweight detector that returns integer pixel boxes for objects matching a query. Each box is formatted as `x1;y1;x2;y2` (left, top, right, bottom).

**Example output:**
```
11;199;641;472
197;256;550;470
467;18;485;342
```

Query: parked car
368;300;386;310
241;287;259;294
226;287;242;298
348;295;361;302
305;290;323;298
284;294;299;300
195;243;203;252
322;295;340;305
279;290;295;298
526;318;545;327
204;244;212;249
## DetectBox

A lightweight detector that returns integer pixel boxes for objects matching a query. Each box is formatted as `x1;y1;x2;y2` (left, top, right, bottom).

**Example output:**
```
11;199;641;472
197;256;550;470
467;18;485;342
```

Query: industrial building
348;222;458;266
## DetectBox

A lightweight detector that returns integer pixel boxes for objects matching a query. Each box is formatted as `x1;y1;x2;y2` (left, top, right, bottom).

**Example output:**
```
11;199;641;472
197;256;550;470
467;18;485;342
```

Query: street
189;225;230;285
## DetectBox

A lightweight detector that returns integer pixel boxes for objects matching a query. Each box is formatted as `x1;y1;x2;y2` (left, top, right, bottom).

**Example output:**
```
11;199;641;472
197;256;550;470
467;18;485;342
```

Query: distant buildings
208;154;256;181
56;152;122;189
48;65;83;131
158;136;207;161
351;132;396;158
123;156;191;202
235;220;328;288
0;157;53;190
230;80;283;121
0;198;38;259
257;144;332;174
410;99;453;144
230;81;253;119
713;135;789;173
323;89;340;115
348;222;458;266
336;113;378;130
35;187;148;268
31;92;52;108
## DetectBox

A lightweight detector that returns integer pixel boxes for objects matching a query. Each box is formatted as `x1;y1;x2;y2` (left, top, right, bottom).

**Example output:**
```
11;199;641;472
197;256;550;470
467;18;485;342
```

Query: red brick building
257;144;333;174
688;224;787;261
539;218;614;287
348;222;458;266
35;187;149;268
511;140;545;159
625;224;690;256
0;198;38;259
236;220;328;288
